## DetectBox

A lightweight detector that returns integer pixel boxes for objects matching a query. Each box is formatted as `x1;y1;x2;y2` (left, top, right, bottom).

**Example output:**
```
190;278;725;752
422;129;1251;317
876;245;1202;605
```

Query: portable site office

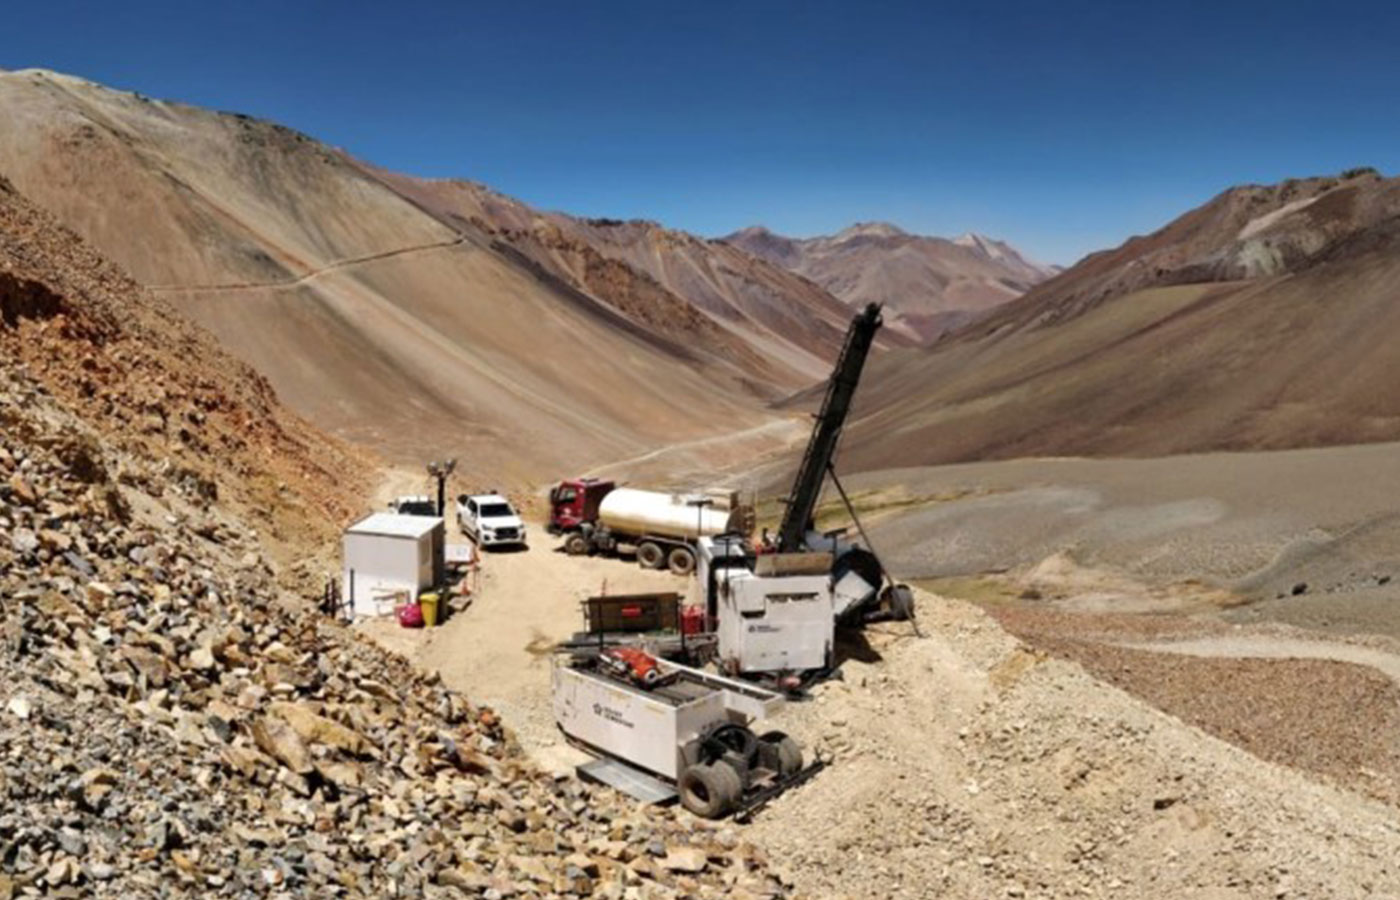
341;513;445;618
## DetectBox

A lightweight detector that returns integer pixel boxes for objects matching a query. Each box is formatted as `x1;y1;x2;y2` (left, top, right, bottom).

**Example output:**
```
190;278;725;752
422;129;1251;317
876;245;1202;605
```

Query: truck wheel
667;546;696;576
888;584;915;621
679;762;742;818
636;541;664;570
564;533;590;556
759;731;803;777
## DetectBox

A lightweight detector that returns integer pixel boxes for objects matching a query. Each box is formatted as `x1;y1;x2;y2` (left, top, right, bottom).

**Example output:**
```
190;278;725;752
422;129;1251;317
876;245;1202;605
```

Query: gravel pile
748;600;1400;899
0;368;784;898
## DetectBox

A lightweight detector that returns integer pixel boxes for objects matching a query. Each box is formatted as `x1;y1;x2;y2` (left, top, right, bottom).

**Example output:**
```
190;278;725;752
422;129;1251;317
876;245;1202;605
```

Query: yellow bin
419;593;440;627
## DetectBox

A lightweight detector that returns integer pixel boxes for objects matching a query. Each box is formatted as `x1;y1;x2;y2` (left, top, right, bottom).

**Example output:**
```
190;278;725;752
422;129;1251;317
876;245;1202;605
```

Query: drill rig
698;302;915;681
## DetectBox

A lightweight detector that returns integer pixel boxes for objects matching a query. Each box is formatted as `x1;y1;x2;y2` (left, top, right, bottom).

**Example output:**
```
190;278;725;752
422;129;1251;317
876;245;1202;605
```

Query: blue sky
4;0;1397;264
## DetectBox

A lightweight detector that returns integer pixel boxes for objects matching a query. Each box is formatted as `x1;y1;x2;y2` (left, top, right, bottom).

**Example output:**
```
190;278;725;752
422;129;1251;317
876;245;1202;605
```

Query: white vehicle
456;493;527;548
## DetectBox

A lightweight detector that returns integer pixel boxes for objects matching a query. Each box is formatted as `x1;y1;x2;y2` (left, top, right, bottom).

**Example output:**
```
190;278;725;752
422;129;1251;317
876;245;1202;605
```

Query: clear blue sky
4;0;1397;264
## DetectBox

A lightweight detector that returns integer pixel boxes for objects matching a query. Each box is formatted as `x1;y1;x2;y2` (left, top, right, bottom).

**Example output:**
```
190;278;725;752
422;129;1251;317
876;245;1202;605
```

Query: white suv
456;493;527;548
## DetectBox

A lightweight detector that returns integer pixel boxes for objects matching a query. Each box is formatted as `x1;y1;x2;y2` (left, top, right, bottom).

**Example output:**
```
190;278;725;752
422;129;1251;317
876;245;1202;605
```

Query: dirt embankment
748;597;1400;899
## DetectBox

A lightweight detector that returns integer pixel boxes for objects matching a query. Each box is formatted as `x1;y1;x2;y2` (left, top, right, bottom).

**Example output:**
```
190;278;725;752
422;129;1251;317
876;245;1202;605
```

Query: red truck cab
548;478;615;533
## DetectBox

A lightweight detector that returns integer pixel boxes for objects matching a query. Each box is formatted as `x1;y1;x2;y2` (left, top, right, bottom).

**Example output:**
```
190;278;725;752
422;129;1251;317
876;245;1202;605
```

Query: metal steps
577;757;677;805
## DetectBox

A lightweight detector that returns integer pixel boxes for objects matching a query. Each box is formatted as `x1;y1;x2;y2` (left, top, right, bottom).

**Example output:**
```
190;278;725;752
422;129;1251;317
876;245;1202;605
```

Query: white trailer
341;513;444;618
552;652;808;818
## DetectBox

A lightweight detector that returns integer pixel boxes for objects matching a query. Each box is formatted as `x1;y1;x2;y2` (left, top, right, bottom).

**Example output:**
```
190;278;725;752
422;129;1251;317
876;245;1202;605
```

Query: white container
341;513;444;618
597;488;741;542
552;657;785;781
716;572;834;674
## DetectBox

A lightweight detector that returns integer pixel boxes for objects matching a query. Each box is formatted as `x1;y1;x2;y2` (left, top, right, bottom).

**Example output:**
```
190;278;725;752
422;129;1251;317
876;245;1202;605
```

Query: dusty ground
748;598;1400;899
355;433;1400;899
357;516;687;772
825;446;1400;629
352;500;1400;899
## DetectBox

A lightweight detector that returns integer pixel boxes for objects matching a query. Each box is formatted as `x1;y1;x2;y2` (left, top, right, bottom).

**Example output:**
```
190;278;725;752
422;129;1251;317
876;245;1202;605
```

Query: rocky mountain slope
724;222;1058;342
0;67;869;479
825;168;1400;471
0;173;779;898
0;174;365;573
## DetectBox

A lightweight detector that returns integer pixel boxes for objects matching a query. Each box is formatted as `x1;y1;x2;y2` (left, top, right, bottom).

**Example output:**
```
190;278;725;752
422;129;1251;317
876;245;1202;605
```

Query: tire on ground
679;761;743;818
564;533;590;556
888;584;915;620
636;541;664;569
667;546;696;575
759;731;803;777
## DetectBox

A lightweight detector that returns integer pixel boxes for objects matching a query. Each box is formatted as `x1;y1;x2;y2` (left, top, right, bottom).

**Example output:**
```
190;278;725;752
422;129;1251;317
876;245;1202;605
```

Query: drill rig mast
777;302;884;553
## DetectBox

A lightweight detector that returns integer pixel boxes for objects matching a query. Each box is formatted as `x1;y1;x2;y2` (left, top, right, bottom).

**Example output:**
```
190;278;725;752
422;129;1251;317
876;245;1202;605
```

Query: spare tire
705;723;759;765
759;731;803;777
678;762;742;818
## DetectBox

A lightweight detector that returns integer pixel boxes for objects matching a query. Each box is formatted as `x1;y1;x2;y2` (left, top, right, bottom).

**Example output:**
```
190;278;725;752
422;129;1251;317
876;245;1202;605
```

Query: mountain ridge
0;67;875;477
723;221;1058;342
821;167;1400;472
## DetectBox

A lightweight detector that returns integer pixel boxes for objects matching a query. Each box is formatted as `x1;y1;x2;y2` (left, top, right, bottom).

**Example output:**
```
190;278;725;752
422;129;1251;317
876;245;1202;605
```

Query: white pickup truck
456;493;527;549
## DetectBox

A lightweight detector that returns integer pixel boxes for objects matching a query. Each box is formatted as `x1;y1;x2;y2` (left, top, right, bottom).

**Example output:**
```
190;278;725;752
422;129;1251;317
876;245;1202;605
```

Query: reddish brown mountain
0;68;875;478
724;222;1058;342
826;169;1400;471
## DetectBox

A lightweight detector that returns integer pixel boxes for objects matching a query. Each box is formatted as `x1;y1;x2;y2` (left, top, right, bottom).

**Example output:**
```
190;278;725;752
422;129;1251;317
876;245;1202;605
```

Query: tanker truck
547;478;754;574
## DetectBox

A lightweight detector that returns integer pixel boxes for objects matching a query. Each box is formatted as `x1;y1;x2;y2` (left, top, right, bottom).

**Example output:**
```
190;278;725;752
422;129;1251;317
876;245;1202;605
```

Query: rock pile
0;369;784;897
749;603;1400;899
0;174;368;579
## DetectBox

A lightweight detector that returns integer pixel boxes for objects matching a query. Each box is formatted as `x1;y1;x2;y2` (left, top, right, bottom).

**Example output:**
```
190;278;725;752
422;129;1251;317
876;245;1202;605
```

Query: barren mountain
368;174;897;382
0;68;867;479
724;222;1058;342
822;169;1400;471
0;173;366;570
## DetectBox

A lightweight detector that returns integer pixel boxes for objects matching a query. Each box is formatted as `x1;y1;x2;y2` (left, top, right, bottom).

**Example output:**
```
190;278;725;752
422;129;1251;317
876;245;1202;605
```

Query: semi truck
548;479;754;575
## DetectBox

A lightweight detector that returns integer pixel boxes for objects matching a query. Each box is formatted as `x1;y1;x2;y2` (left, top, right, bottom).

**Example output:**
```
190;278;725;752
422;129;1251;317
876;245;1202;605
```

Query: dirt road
1116;633;1400;686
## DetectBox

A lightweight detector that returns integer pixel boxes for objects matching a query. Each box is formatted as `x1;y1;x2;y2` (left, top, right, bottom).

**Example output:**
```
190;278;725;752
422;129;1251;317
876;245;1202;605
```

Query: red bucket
680;605;706;635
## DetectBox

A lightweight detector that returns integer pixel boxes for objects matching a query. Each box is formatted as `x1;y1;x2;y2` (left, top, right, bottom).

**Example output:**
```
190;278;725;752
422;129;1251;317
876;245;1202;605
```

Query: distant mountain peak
954;231;1012;259
727;225;777;239
835;221;907;240
724;220;1057;344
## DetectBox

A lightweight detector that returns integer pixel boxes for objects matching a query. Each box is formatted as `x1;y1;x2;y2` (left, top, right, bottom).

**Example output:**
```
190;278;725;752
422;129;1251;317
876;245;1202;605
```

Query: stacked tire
677;725;804;818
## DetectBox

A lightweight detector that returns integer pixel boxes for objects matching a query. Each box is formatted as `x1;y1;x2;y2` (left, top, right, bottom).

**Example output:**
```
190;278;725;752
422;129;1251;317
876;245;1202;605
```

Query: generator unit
552;650;810;818
699;537;838;676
